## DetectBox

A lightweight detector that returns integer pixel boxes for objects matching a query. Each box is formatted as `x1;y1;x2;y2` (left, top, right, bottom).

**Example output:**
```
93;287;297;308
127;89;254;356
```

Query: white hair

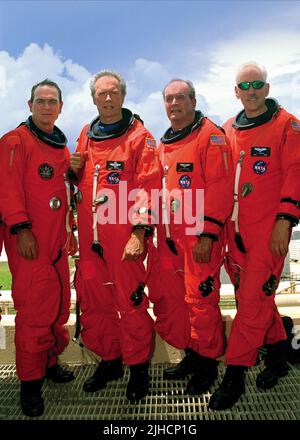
235;62;268;83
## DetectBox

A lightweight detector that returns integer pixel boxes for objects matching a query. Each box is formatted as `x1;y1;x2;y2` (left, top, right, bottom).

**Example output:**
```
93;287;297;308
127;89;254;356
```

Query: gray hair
162;78;196;100
90;70;127;97
236;62;268;83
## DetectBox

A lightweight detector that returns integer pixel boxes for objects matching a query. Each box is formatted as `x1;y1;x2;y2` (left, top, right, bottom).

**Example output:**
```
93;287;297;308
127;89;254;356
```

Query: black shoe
83;357;123;392
163;349;202;380
209;365;246;410
186;356;218;395
256;341;289;390
20;379;44;417
45;364;75;383
126;361;149;403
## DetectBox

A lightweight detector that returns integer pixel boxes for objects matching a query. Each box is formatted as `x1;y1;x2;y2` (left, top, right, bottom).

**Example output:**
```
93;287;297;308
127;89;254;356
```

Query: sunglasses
237;80;265;90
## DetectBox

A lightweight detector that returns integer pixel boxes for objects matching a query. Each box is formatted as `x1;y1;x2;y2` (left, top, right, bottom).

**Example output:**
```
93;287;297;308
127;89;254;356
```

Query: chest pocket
205;145;230;179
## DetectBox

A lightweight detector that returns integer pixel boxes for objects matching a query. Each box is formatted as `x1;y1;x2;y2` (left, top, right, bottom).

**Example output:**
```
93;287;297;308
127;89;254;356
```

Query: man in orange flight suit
148;79;233;395
70;70;160;403
209;62;300;410
0;80;77;417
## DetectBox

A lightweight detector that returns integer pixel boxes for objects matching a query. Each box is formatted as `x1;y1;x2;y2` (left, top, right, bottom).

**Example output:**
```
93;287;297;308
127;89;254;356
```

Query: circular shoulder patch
107;172;120;185
253;160;268;175
38;163;54;179
179;175;191;188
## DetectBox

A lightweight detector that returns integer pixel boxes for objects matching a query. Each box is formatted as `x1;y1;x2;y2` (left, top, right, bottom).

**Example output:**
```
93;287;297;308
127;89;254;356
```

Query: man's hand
270;219;291;257
121;229;145;261
192;236;213;263
68;232;78;257
17;229;39;260
70;152;88;174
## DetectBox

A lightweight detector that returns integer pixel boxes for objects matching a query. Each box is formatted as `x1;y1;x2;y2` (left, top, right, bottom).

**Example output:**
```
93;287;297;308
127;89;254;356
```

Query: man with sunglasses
209;62;300;410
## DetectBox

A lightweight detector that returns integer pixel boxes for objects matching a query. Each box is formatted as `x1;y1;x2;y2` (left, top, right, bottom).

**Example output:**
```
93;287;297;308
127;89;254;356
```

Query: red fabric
223;108;300;366
0;125;71;380
0;225;3;320
148;230;191;350
149;118;234;359
75;119;160;365
161;119;233;238
0;225;3;255
76;122;160;227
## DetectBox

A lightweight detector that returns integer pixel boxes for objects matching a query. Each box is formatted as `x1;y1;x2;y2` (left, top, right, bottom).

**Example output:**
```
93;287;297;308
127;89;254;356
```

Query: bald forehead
96;75;117;87
165;81;189;91
165;81;189;94
236;66;265;83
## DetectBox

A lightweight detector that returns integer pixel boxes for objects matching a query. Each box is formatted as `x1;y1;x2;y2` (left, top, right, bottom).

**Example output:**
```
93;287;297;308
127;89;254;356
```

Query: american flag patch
146;138;157;148
210;135;226;145
291;120;300;132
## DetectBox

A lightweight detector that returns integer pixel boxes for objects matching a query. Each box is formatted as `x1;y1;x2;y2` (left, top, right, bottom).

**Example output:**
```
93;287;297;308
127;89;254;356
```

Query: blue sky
1;0;300;149
0;0;269;73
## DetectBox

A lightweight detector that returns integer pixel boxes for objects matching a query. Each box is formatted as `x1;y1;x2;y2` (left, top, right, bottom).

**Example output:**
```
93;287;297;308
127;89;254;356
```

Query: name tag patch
106;161;124;171
251;147;270;157
176;162;194;172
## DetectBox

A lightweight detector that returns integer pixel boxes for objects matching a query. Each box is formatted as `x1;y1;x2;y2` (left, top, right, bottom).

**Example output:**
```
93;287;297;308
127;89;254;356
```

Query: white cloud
1;32;300;151
0;43;92;148
126;91;169;141
128;58;170;98
0;45;172;146
0;46;173;146
189;29;300;123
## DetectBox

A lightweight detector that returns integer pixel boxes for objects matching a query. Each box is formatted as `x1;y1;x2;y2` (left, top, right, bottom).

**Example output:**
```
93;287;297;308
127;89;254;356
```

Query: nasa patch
253;160;268;175
107;172;120;184
38;163;54;179
179;175;191;188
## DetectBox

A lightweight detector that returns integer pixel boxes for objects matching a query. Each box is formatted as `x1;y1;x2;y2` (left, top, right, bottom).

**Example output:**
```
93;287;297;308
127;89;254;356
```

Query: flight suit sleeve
200;131;234;238
0;133;31;231
277;117;300;223
131;132;162;234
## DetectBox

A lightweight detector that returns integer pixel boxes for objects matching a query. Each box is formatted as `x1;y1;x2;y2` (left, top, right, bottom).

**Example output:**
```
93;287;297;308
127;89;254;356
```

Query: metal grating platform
0;363;299;421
